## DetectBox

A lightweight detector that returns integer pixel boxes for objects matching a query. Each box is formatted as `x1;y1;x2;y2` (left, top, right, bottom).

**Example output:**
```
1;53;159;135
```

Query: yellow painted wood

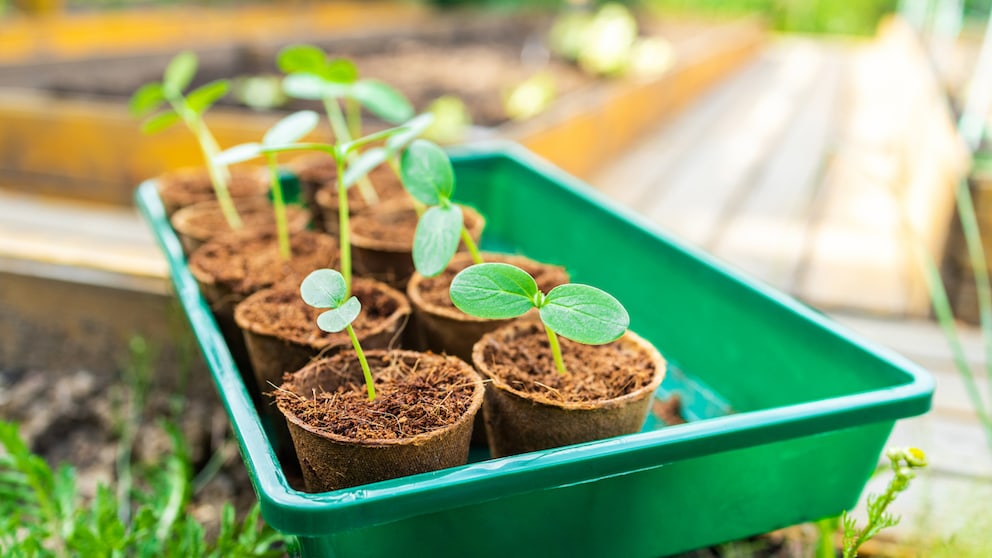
0;1;426;63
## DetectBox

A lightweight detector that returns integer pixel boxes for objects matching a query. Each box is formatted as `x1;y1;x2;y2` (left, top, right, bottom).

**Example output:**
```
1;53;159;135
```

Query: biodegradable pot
234;277;411;400
275;349;485;492
351;199;486;291
291;153;407;233
472;319;666;458
157;165;270;218
187;230;339;397
406;251;569;362
170;197;311;256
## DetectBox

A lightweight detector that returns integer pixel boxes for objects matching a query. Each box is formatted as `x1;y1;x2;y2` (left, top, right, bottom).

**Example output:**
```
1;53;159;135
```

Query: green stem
323;98;378;205
460;225;483;264
345;97;362;140
544;323;567;375
337;156;352;298
266;153;291;260
816;517;838;558
346;324;376;401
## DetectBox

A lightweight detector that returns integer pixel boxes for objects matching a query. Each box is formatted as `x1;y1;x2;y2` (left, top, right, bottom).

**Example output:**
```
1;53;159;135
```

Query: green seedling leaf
300;269;348;308
214;142;263;166
351;80;414;124
401;139;454;205
540;284;629;344
185;80;230;114
450;262;539;319
315;296;361;333
326;58;359;83
341;147;388;189
282;73;349;101
263;110;319;147
163;51;197;94
277;44;327;75
141;110;182;134
413;205;463;277
385;113;435;152
129;82;166;117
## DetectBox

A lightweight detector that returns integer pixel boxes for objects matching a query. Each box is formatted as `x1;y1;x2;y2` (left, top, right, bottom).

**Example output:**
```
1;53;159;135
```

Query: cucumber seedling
278;45;414;204
400;139;483;277
450;263;629;375
300;268;376;401
130;51;243;230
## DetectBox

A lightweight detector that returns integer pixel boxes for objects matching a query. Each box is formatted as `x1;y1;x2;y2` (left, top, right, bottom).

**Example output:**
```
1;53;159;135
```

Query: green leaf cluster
0;420;288;557
129;51;230;135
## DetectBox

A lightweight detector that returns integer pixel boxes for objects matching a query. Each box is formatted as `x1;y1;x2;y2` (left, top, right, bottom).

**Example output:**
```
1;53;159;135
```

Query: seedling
130;51;243;230
300;269;375;401
278;45;415;204
400;139;483;277
449;263;629;375
215;111;434;295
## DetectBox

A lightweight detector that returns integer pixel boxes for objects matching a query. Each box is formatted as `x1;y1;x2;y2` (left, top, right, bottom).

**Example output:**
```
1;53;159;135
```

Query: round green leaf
413;205;463;277
385;113;435;153
400;139;453;205
350;80;414;124
186;80;230;114
277;44;327;75
325;58;359;83
263;110;319;147
282;73;349;101
316;296;361;333
129;82;165;117
342;147;388;189
300;269;348;309
214;143;262;166
163;51;197;94
140;110;181;135
450;263;538;320
539;284;629;344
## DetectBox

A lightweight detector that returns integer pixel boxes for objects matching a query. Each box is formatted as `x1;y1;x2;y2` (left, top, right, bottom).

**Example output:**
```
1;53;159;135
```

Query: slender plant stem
544;323;567;375
323;98;379;205
954;176;992;409
460;226;483;264
346;324;376;401
169;97;242;230
337;156;352;298
266;154;291;260
815;517;838;558
345;98;362;140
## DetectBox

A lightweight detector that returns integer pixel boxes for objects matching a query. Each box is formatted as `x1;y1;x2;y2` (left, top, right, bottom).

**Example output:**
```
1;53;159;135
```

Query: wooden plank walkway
592;23;990;546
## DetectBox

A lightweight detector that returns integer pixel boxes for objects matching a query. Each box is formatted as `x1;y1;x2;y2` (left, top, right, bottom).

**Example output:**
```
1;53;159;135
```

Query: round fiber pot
188;230;338;397
234;277;411;399
351;199;486;291
171;197;310;256
472;319;666;458
157;165;269;218
407;252;569;362
275;349;485;492
296;153;406;234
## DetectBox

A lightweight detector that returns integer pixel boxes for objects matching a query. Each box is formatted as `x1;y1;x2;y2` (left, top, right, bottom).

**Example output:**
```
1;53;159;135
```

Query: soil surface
156;166;269;212
234;278;405;347
415;252;569;310
276;351;477;440
172;197;310;243
188;230;338;298
476;320;658;404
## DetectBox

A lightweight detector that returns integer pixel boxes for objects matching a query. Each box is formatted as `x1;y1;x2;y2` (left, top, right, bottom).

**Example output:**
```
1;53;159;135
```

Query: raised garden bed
0;13;764;205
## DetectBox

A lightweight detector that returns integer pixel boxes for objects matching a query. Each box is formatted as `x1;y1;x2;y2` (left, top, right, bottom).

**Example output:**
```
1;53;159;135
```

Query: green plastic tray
136;142;934;557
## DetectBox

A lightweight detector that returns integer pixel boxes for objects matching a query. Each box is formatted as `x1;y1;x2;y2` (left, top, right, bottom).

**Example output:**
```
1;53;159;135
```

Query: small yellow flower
904;447;927;468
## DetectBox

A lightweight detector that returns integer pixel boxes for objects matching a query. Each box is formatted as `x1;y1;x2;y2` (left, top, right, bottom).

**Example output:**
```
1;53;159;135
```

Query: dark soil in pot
274;349;484;492
170;197;311;256
156;165;270;219
187;230;339;401
350;199;485;291
291;153;407;233
233;277;411;409
472;319;666;458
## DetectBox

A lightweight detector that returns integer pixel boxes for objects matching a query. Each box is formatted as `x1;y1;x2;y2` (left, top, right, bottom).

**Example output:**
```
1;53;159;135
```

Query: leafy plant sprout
300;268;376;401
130;51;243;230
215;111;433;296
449;263;629;375
400;139;483;277
278;45;415;205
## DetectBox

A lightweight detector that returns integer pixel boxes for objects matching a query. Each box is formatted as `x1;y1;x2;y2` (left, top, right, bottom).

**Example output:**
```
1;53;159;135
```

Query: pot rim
349;200;486;253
